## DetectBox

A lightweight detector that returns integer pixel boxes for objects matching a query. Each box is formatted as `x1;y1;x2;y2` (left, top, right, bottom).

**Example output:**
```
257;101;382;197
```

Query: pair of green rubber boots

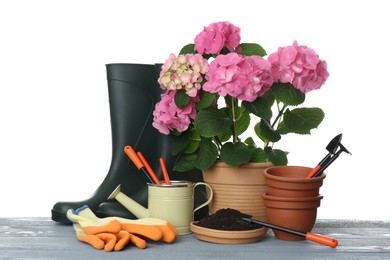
51;64;205;224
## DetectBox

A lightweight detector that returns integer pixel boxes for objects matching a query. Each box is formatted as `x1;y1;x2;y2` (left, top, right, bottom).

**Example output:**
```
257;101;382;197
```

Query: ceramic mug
148;180;213;235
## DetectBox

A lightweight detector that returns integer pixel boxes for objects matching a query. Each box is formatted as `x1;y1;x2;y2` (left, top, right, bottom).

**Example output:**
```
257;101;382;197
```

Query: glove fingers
166;221;179;237
121;223;163;241
77;234;105;250
131;218;178;239
83;220;122;235
96;233;117;252
129;233;147;249
114;231;131;251
155;224;177;243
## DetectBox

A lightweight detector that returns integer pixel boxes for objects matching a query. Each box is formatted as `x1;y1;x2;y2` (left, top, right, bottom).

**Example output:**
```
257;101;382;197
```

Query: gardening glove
67;205;177;248
70;221;123;252
67;210;150;250
69;218;148;250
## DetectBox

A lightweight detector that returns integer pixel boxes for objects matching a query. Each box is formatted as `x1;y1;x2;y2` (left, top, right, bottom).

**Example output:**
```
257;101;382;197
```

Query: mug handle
193;182;213;214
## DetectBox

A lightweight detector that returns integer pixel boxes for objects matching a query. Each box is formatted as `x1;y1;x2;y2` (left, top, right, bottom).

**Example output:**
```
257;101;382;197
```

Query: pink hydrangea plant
203;53;274;102
152;21;330;170
158;53;209;97
152;90;199;135
268;40;329;93
194;21;241;55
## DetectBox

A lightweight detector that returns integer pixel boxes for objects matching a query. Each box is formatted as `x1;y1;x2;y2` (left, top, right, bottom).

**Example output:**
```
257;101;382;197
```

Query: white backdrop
1;0;388;220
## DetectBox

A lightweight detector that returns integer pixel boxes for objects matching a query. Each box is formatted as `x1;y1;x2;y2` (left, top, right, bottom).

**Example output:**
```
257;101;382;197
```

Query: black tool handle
242;217;306;237
312;150;341;178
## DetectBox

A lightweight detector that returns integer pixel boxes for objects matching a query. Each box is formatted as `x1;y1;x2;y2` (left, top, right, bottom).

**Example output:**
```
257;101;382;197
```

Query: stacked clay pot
262;166;325;240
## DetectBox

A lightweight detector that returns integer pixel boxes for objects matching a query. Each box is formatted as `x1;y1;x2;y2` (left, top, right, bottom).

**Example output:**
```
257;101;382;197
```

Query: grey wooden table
0;218;389;259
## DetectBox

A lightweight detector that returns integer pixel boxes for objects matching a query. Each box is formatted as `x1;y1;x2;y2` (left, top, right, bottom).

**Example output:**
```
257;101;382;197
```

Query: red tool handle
306;232;338;248
137;152;161;184
159;157;171;185
124;146;144;170
306;164;321;179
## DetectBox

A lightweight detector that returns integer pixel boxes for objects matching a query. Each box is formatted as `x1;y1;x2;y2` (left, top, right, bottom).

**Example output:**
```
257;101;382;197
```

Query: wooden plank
0;218;389;259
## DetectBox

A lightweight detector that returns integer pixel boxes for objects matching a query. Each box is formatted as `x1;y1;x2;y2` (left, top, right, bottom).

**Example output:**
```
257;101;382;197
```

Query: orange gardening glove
67;205;178;251
70;221;125;252
119;217;178;243
67;210;147;251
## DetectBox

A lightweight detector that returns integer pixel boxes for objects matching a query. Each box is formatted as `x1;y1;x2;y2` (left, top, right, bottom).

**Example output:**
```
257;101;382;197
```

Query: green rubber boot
51;63;164;224
95;64;208;221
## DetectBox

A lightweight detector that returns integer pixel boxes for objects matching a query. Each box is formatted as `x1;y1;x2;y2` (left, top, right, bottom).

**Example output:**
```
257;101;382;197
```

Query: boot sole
51;209;72;225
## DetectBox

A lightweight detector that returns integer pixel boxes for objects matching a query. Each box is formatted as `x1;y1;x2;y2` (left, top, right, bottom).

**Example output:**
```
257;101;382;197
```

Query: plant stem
231;97;237;143
271;103;287;129
213;136;222;151
264;103;287;149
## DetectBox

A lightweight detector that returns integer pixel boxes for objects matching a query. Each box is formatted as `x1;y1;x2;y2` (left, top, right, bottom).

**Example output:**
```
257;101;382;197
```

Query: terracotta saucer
190;221;266;244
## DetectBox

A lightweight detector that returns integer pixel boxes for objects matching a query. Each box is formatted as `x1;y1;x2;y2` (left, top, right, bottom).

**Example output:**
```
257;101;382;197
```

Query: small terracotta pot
264;166;326;197
261;193;323;241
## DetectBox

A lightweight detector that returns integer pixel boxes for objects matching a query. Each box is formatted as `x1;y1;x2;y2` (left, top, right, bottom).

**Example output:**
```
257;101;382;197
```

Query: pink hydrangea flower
158;53;209;97
268;40;329;93
194;21;241;55
152;90;199;135
203;53;273;102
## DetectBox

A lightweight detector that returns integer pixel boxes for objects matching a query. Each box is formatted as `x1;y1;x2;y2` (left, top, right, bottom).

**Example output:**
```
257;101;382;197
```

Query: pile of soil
194;208;262;231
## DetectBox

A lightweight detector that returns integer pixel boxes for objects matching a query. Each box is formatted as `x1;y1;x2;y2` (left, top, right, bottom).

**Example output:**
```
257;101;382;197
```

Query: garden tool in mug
108;181;213;235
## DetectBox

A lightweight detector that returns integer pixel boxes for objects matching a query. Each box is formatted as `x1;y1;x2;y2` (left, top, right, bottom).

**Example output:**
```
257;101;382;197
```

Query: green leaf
242;96;273;120
194;139;218;170
174;89;190;109
183;140;200;154
225;106;251;137
254;122;262;141
249;147;267;162
194;107;232;138
271;82;305;106
261;90;276;107
239;43;267;57
179;44;196;54
183;129;201;154
244;137;256;148
254;120;281;143
217;129;232;142
260;119;281;142
196;91;216;110
220;142;251;167
266;148;288;166
170;132;191;156
224;95;238;108
276;121;290;135
217;106;250;142
235;109;250;136
283;107;325;133
173;154;197;172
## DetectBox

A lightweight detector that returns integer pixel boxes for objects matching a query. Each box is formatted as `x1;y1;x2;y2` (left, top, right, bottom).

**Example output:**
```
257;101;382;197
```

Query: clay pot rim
190;221;267;244
261;193;323;202
210;161;273;169
191;221;266;235
264;166;326;182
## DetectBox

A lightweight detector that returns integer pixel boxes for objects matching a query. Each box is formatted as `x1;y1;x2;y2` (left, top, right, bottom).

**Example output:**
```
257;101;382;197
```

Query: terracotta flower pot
202;162;272;223
261;193;323;241
264;166;326;197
